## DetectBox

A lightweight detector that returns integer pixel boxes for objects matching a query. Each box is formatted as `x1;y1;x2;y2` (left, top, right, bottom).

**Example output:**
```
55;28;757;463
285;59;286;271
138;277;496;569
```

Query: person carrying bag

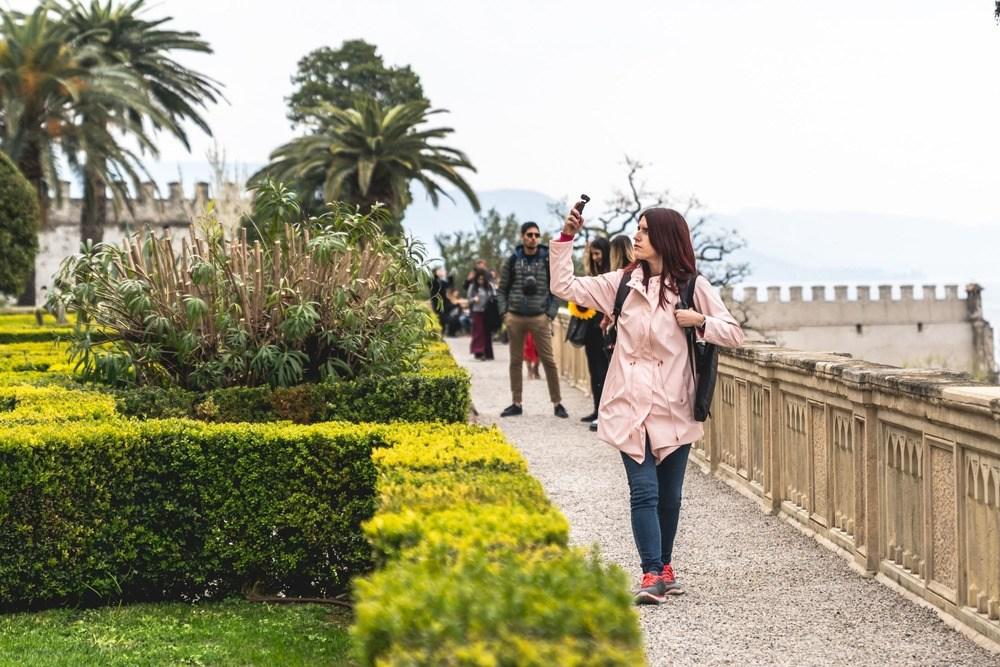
550;205;744;605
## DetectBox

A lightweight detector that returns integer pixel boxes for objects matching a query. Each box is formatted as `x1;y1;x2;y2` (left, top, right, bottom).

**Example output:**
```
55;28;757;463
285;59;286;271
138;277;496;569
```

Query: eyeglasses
524;232;540;238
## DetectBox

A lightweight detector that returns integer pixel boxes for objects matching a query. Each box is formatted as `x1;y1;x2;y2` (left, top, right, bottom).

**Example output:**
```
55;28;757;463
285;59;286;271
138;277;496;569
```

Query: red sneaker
633;571;667;605
661;563;684;595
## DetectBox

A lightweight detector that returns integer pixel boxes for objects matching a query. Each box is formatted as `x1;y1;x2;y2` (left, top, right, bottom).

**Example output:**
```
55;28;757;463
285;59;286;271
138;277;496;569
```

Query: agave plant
50;180;432;389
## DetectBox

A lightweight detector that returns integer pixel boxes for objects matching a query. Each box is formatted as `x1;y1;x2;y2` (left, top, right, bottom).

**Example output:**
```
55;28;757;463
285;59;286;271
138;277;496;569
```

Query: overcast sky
10;0;1000;226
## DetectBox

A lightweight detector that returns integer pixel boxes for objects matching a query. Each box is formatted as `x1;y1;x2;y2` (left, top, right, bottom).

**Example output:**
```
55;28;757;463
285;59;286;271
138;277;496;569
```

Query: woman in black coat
580;236;611;430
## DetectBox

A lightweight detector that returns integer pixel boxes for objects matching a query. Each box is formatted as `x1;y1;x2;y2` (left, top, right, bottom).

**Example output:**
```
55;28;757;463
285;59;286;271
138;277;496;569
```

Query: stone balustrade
551;310;1000;645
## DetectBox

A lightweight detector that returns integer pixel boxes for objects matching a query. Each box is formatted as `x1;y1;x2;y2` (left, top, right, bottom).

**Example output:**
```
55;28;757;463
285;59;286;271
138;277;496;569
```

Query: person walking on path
577;237;612;432
468;268;496;361
497;221;568;418
551;206;745;605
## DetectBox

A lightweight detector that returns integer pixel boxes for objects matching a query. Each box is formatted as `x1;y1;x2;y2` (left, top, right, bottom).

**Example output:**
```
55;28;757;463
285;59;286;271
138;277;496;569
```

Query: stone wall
731;284;998;382
551;311;1000;646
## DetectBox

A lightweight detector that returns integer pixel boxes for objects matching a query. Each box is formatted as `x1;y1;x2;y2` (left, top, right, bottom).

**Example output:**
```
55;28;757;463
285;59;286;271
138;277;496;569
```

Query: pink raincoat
549;240;745;464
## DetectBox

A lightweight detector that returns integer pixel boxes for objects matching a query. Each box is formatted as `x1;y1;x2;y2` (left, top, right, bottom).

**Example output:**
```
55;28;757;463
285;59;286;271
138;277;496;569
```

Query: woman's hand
675;308;707;329
599;314;613;334
562;209;583;237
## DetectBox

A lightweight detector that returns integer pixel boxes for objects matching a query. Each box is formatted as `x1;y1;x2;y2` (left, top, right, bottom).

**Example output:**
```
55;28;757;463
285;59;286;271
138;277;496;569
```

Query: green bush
50;183;432;390
0;420;380;609
113;342;470;424
0;153;40;297
351;421;645;666
353;548;644;667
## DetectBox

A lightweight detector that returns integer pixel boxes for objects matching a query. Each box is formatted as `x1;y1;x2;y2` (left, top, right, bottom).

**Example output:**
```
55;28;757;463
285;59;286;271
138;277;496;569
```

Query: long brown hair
609;235;633;271
626;207;697;309
585;236;611;276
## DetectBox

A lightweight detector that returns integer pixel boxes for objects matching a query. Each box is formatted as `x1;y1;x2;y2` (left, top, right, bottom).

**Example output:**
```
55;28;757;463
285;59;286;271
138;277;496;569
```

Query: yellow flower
568;302;598;320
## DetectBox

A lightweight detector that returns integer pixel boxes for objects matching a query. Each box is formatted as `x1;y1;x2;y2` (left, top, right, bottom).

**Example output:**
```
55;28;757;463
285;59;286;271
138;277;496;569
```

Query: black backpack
604;271;718;422
680;275;718;422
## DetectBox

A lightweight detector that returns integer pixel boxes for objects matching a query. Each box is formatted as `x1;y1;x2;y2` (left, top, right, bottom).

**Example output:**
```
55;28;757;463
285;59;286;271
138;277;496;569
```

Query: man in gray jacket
497;221;568;418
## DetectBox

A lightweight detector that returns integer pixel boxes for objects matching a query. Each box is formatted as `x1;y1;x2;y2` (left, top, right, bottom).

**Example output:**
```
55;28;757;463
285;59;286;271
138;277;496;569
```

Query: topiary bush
0;420;381;609
49;180;432;390
351;421;645;666
0;152;40;298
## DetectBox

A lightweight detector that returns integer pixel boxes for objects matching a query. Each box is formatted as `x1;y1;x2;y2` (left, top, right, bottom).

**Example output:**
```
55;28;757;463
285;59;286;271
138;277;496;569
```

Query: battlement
46;180;246;227
721;284;973;304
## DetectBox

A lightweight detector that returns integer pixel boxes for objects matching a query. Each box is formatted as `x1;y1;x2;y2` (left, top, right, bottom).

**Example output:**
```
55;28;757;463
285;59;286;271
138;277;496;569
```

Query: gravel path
446;337;1000;667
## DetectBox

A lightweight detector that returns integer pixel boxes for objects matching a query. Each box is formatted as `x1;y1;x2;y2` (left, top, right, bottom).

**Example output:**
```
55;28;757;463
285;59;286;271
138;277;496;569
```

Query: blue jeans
621;438;691;573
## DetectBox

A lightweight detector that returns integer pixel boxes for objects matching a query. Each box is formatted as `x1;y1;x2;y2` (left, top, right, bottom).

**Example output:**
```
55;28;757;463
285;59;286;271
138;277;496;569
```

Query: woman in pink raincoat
551;206;744;604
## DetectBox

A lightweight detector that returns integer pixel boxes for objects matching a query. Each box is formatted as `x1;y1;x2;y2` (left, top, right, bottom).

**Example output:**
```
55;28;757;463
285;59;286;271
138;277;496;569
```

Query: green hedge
113;342;470;424
0;420;380;610
0;313;75;344
352;423;645;666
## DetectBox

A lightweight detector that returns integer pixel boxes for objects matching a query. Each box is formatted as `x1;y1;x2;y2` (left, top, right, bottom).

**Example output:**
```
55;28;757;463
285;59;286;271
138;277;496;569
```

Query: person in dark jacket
497;221;567;418
428;266;451;335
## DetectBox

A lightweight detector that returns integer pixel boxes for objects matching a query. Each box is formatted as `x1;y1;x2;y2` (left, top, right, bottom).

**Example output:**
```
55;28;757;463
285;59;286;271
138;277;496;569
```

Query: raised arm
693;276;745;348
548;239;620;315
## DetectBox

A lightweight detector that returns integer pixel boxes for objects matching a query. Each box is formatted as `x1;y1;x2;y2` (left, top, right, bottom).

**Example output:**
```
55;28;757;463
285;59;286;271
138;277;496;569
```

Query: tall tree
0;151;41;298
550;156;750;288
253;100;479;236
58;0;224;244
0;5;140;304
434;208;521;277
286;39;426;130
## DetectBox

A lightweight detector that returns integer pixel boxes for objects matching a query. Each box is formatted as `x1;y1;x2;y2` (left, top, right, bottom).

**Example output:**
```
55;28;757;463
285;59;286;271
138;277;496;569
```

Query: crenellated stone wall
730;283;998;382
33;180;247;305
551;311;1000;646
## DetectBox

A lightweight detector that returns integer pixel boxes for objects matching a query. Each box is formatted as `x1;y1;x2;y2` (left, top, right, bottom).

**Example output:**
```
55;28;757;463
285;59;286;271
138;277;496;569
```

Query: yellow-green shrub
0;386;117;424
353;421;645;666
364;504;569;562
376;468;549;514
353;548;643;667
371;423;524;471
0;341;73;373
0;313;75;344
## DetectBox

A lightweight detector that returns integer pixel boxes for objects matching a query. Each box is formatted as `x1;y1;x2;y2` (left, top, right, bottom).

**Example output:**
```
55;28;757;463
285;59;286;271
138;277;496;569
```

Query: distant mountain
714;208;998;285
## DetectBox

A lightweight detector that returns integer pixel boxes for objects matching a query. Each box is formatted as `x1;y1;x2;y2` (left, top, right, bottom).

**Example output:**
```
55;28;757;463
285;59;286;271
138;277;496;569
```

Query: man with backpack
497;222;569;418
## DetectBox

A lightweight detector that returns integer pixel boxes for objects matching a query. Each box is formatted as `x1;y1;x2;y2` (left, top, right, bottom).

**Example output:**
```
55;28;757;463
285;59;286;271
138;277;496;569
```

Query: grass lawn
0;598;354;666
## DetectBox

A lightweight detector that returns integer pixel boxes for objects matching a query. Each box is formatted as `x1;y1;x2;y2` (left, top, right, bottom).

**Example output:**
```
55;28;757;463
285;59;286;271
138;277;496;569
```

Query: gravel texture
447;337;1000;667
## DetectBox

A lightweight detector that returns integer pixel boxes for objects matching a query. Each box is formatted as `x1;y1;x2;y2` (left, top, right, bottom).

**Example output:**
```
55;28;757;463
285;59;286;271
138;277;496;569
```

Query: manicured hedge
0;313;75;344
114;342;470;424
352;423;645;666
0;386;117;424
0;420;380;610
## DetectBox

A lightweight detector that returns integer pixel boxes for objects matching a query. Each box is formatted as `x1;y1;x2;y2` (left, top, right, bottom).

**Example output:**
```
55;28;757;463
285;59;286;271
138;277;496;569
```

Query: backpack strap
681;274;700;381
611;270;635;321
504;252;517;297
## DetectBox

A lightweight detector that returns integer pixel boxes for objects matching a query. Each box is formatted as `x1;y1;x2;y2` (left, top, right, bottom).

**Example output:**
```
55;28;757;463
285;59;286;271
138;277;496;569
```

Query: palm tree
0;5;143;304
252;100;479;235
58;0;224;244
0;6;93;218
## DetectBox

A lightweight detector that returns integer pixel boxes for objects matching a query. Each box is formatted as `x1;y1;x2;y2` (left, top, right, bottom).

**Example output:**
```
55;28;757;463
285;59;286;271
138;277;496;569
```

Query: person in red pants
523;331;540;379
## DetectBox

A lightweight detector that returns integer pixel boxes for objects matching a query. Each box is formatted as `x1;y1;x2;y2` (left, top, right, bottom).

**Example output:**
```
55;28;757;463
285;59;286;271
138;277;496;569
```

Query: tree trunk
81;160;107;246
15;144;47;306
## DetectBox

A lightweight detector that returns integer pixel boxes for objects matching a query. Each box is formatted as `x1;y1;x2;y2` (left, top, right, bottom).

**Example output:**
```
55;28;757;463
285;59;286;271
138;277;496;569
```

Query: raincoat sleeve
548;240;620;315
693;276;745;348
